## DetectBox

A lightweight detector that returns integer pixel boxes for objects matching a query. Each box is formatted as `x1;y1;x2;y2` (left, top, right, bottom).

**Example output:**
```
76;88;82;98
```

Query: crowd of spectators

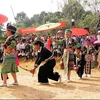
0;31;100;68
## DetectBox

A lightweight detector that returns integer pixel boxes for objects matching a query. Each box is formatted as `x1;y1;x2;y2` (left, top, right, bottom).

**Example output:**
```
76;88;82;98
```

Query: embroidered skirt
63;53;74;71
0;54;19;74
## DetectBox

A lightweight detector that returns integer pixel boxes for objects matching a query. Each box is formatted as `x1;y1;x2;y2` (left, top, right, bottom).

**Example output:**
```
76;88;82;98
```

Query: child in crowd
74;43;86;79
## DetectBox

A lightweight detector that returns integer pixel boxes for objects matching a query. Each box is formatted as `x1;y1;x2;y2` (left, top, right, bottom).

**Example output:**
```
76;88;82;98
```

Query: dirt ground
0;59;100;99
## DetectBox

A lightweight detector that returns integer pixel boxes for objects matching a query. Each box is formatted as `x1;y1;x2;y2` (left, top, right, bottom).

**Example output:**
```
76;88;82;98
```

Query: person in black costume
30;40;61;84
74;44;86;79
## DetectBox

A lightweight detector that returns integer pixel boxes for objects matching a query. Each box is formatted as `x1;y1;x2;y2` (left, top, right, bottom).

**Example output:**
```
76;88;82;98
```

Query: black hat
7;25;17;32
33;40;44;46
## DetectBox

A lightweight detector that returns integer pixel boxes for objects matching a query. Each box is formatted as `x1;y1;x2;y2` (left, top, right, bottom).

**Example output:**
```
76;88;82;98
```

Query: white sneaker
10;82;18;85
88;74;91;78
0;84;7;87
66;79;70;83
79;77;82;80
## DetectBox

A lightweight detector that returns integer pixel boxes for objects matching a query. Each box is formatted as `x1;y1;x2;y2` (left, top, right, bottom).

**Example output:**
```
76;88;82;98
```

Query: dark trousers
77;65;84;78
38;59;60;83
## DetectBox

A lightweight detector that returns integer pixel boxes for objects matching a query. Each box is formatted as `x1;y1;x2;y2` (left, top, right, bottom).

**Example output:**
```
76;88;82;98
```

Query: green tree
0;25;6;43
83;0;100;13
83;0;100;21
78;14;96;29
14;0;98;33
62;0;85;27
31;14;40;26
0;25;2;34
15;12;32;28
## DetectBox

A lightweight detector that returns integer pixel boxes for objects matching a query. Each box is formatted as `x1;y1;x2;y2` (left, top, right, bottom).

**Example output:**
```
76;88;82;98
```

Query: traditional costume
0;25;18;75
33;40;60;84
74;43;86;79
62;29;76;82
85;40;93;76
62;44;74;74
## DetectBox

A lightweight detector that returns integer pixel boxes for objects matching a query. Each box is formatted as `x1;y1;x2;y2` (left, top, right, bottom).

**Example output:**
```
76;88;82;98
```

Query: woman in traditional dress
0;25;19;87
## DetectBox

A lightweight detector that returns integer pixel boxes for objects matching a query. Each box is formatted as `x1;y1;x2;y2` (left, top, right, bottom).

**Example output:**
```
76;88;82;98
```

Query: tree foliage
83;0;100;13
13;0;98;33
